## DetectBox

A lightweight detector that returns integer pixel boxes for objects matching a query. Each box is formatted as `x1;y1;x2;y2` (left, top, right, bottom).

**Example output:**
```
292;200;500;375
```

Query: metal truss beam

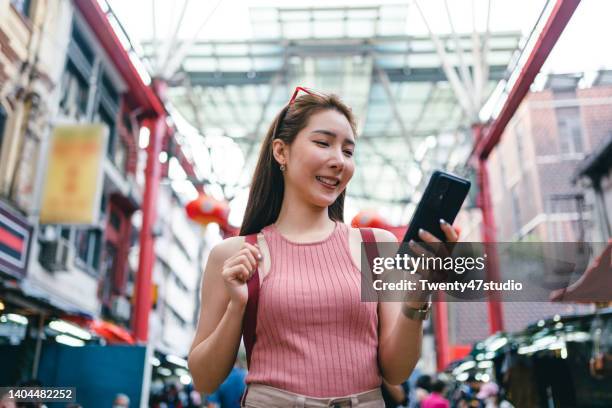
375;65;416;157
362;139;408;184
142;31;519;51
414;0;477;121
443;0;475;98
181;66;507;88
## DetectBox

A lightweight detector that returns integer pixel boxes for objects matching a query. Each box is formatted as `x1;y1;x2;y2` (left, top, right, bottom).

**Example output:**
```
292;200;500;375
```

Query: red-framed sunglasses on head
273;86;325;139
288;86;325;104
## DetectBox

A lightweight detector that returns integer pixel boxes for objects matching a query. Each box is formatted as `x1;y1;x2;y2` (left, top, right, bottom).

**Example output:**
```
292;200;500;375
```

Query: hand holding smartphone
402;170;471;243
399;171;471;303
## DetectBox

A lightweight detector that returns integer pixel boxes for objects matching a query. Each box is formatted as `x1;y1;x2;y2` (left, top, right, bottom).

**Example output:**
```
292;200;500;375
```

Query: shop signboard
39;124;108;225
0;200;33;279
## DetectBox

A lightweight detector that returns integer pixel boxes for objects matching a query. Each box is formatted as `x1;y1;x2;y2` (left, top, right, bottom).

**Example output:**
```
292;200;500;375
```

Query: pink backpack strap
360;228;381;306
242;233;260;368
359;228;379;270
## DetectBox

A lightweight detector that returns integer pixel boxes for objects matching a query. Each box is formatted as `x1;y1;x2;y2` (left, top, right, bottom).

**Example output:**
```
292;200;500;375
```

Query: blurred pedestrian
113;393;130;408
206;361;246;408
163;384;182;408
421;379;449;408
476;382;514;408
409;374;432;408
0;388;17;408
188;388;202;408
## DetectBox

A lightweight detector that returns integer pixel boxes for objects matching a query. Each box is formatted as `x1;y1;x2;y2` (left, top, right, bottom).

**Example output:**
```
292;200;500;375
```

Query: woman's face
277;109;356;208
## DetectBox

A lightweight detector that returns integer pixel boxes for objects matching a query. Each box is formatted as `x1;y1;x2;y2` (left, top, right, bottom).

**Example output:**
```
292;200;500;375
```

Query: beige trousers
240;383;385;408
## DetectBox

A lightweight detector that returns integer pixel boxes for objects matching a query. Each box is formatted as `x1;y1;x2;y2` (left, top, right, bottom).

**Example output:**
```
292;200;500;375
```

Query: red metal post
474;125;504;333
433;298;451;371
133;81;167;342
467;0;581;334
474;0;581;160
76;1;206;341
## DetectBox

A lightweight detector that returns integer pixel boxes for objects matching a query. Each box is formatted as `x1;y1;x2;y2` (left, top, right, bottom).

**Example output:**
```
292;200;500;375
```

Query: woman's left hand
415;218;459;246
408;219;460;261
405;219;460;302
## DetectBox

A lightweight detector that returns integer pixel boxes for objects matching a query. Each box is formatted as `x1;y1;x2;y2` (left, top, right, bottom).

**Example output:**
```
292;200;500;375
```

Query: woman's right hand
221;241;262;307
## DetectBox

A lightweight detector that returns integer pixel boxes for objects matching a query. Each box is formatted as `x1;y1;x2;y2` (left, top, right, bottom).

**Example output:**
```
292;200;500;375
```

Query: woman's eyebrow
310;129;355;146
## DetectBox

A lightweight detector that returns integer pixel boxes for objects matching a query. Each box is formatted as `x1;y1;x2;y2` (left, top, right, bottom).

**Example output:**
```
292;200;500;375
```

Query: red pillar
433;297;450;371
473;125;504;334
133;83;167;342
468;1;582;334
473;0;582;159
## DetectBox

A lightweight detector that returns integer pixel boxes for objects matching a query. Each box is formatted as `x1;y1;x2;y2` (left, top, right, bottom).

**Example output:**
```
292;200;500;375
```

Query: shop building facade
0;0;204;387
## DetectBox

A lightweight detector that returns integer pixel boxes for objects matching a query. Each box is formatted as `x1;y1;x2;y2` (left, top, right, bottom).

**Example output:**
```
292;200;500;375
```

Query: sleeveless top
244;221;382;397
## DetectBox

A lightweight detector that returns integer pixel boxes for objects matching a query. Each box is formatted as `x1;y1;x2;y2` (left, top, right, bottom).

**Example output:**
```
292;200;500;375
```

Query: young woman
188;87;459;407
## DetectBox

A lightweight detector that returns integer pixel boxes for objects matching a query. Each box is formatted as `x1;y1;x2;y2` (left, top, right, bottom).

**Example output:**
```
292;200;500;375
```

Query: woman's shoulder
346;224;398;243
208;235;247;263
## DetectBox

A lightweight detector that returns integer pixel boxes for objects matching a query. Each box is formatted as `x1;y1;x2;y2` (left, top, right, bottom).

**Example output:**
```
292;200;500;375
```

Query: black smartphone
402;170;471;243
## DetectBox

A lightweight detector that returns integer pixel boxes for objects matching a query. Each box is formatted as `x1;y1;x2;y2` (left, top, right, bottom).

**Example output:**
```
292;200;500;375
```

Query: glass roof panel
182;59;216;72
108;0;552;224
407;53;442;67
346;8;379;20
219;44;251;55
285;22;311;39
313;21;344;38
312;9;345;20
279;10;310;22
253;26;281;39
252;58;283;71
346;22;376;38
218;58;253;71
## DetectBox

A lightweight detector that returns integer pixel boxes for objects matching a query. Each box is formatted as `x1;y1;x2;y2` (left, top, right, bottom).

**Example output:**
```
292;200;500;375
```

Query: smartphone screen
402;170;471;243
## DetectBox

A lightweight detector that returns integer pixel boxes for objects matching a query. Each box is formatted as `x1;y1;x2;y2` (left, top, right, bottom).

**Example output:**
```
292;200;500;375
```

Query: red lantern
351;210;408;240
351;210;390;229
352;211;461;241
185;194;230;228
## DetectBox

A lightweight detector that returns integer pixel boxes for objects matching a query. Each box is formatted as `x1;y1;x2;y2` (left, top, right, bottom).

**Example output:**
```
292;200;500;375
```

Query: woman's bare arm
373;228;425;385
188;236;254;393
378;299;424;384
376;221;459;384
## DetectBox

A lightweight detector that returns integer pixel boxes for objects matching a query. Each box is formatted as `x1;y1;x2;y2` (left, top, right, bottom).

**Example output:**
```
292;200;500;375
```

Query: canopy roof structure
104;0;550;224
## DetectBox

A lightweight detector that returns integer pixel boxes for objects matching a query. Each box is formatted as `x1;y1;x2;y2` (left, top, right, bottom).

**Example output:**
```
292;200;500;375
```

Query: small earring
280;163;286;172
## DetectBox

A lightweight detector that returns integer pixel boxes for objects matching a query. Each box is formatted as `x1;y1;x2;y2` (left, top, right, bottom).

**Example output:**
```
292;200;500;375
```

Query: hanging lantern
351;210;390;229
352;211;461;242
351;210;407;240
185;194;230;228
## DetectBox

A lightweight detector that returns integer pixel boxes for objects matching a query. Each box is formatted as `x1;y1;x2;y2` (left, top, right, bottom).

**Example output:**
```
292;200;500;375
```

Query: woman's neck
274;192;336;238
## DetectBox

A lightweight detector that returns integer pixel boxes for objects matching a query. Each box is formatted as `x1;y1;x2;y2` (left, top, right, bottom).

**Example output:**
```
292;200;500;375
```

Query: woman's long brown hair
239;92;357;236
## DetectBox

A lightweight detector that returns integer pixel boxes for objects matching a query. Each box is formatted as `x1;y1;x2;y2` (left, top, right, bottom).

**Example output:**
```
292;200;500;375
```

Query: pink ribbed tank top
245;221;381;397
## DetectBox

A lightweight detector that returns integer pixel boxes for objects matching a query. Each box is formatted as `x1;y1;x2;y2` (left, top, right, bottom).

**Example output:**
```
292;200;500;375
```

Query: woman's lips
315;176;339;189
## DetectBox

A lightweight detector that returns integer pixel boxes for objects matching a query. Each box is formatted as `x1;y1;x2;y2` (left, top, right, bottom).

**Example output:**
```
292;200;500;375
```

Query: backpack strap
242;233;260;369
359;228;381;304
359;228;380;272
